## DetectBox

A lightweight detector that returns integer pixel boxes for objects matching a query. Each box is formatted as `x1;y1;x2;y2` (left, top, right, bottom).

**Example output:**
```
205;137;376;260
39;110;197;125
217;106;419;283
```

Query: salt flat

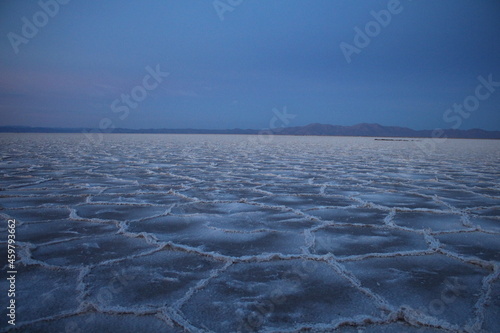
0;134;499;333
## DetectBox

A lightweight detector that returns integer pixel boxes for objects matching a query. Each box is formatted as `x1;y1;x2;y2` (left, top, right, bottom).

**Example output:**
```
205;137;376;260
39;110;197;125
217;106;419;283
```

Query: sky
0;0;499;131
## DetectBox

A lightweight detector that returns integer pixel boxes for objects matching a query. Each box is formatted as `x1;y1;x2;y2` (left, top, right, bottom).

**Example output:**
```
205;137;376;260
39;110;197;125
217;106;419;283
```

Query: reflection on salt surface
0;134;499;332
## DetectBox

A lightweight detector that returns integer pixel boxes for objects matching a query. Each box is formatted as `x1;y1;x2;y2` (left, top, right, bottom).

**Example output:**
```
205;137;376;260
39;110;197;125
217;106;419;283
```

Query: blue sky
0;0;499;130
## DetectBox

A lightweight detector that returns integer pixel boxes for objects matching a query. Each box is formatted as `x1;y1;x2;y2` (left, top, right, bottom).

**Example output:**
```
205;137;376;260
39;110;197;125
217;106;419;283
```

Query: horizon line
1;122;500;132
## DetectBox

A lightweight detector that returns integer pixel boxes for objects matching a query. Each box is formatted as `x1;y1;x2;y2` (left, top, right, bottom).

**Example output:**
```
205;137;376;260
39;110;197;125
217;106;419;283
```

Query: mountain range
1;123;500;139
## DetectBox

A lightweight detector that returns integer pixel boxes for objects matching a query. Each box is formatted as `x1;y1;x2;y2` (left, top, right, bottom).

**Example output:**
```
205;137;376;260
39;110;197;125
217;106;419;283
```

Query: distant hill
1;123;500;139
274;123;500;139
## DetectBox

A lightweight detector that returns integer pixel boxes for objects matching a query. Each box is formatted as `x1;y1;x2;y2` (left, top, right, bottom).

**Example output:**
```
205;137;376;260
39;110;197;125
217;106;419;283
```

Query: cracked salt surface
0;134;499;332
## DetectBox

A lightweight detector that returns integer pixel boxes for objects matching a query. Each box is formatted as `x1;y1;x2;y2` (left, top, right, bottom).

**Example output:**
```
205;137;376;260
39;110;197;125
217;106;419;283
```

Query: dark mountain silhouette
274;123;500;139
1;123;499;139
